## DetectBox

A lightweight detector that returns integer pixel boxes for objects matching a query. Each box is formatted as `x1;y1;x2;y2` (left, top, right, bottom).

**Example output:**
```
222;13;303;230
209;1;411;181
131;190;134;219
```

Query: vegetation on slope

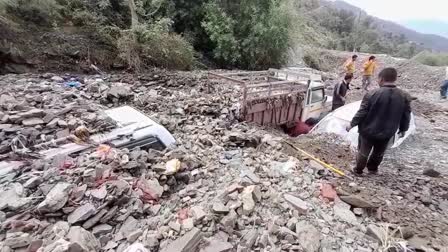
0;0;444;71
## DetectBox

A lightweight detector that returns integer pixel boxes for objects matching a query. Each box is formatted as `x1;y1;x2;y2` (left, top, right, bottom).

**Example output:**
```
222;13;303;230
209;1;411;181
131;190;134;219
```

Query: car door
301;87;325;121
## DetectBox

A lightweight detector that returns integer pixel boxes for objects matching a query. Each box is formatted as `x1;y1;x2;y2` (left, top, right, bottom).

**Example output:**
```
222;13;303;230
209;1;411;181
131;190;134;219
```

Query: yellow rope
284;141;347;177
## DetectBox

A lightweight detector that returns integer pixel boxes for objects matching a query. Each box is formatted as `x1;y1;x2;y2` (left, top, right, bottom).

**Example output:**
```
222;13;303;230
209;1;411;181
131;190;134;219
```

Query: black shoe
351;167;363;177
367;170;378;175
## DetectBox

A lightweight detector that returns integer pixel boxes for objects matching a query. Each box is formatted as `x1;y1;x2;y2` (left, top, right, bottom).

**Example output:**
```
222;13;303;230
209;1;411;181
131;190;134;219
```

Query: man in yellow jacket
343;54;358;75
362;56;377;91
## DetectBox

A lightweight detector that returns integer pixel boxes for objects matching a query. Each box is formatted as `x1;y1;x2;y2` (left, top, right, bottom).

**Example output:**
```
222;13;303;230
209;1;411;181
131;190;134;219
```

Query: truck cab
269;68;332;122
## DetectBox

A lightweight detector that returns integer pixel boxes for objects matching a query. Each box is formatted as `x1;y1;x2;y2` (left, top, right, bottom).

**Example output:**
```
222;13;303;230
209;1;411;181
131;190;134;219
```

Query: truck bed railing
208;69;313;126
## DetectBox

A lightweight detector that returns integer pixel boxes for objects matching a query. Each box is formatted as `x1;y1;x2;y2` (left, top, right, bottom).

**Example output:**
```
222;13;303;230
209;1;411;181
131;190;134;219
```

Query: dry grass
376;224;413;252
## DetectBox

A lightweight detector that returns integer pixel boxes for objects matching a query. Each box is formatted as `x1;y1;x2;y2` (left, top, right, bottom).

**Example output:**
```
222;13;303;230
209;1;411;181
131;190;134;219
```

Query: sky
343;0;448;23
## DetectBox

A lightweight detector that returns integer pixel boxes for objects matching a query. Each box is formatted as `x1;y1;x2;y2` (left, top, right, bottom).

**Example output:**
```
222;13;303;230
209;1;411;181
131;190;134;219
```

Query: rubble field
0;57;448;252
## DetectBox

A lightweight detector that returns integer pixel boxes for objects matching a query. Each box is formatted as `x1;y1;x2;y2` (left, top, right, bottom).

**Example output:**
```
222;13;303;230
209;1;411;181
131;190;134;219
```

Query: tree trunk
128;0;139;28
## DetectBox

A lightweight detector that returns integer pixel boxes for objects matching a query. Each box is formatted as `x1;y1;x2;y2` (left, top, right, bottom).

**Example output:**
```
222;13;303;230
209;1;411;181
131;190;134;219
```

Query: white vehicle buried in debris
310;101;416;149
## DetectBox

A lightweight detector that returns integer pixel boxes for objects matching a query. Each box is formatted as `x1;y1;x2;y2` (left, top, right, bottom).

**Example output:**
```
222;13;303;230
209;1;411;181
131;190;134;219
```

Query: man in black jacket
332;73;353;111
348;68;412;175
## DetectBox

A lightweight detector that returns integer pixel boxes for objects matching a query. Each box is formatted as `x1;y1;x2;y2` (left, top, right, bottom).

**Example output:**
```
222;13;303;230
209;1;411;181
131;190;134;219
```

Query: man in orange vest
362;56;377;91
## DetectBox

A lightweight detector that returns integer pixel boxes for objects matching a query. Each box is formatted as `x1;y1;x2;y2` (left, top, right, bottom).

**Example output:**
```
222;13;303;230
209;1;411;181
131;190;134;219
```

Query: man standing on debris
343;55;358;75
362;56;377;91
441;66;448;99
332;73;353;111
347;68;411;175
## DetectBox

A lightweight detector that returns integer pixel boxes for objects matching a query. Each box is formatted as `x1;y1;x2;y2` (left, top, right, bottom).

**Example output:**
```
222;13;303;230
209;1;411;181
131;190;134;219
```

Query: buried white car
310;101;416;150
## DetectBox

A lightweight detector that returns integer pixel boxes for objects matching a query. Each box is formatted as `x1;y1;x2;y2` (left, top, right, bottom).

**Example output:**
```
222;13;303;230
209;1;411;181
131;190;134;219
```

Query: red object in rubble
288;121;312;137
320;183;338;201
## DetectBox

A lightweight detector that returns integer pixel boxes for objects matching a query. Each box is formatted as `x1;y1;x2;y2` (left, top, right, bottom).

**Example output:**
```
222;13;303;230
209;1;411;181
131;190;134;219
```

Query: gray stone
0;124;13;130
51;221;70;237
287;217;298;231
0;94;15;105
100;206;118;223
46;118;59;127
40;239;85;252
123;243;150;252
340;195;375;208
259;231;269;248
191;206;207;221
22;118;44;126
366;224;387;243
161;228;202;252
284;194;309;214
68;119;78;129
92;224;113;237
169;221;181;232
107;85;132;99
83;209;108;229
212;202;229;214
58;120;68;127
334;200;358;225
309;160;325;170
279;227;298;239
27;239;43;252
397;227;414;240
103;241;118;250
0;185;31;211
241;229;258;249
127;230;143;243
51;76;64;82
241;186;256;215
140;179;164;199
43;113;57;124
220;210;237;231
353;208;364;216
67;203;96;224
37;183;72;213
3;232;31;249
407;236;432;251
296;221;321;252
423;168;441;178
118;216;139;240
56;129;70;139
67;226;100;252
200;238;233;252
150;204;161;215
90;186;107;200
143;231;159;248
241;168;260;184
23;177;43;189
182;218;194;231
19;109;45;119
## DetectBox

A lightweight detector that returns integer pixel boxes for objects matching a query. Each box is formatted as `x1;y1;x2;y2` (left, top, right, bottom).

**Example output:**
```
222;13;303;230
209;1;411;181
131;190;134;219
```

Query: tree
128;0;138;28
202;0;290;69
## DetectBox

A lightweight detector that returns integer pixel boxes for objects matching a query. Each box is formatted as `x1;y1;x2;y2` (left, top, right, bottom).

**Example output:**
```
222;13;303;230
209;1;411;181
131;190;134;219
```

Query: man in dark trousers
332;73;353;111
347;68;411;175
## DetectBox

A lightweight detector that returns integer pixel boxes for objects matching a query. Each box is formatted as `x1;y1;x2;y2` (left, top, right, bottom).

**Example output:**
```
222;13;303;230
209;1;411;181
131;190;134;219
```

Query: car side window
309;89;324;104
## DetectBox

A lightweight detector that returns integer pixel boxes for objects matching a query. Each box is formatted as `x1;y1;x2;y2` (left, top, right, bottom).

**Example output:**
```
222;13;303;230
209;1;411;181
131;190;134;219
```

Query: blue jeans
441;80;448;98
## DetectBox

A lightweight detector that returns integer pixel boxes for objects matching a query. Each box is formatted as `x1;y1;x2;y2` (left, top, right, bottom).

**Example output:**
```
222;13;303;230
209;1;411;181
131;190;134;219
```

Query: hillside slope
323;0;448;52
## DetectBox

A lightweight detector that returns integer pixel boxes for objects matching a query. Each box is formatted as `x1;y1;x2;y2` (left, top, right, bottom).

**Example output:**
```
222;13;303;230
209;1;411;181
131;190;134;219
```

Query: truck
209;68;333;127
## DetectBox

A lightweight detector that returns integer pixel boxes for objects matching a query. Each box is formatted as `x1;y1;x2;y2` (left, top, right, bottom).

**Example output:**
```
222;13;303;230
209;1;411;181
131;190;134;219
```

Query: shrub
117;20;195;71
2;0;62;26
412;51;448;66
202;0;290;69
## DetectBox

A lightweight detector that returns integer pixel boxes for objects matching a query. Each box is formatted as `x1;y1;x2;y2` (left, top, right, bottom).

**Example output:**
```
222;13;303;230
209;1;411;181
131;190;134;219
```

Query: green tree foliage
412;51;448;66
202;0;290;69
305;4;422;58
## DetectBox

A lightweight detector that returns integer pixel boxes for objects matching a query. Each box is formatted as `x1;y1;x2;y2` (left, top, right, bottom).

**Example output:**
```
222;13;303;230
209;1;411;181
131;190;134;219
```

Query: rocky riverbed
0;62;447;252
